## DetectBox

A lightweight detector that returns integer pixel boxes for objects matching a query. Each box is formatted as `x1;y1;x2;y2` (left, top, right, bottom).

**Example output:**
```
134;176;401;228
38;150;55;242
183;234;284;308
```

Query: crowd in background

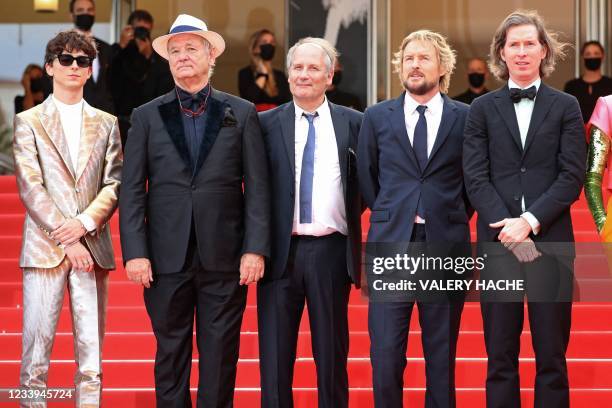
7;0;612;167
450;40;612;124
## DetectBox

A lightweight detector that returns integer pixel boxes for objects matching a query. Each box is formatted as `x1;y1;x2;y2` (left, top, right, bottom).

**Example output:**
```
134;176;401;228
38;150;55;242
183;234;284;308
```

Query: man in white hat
119;14;270;407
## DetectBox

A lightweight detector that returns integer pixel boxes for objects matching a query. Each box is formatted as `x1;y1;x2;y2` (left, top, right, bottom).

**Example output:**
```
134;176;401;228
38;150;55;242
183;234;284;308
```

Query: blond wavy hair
391;30;456;94
489;9;569;80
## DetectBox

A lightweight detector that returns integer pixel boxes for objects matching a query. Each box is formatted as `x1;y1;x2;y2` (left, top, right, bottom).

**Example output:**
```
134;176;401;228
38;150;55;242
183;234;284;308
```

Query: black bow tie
177;85;209;110
509;86;537;103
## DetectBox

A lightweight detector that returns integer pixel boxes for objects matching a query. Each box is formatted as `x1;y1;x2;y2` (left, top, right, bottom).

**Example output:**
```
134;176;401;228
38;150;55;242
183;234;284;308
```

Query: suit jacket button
191;185;196;190
520;167;526;173
75;187;80;193
290;191;294;197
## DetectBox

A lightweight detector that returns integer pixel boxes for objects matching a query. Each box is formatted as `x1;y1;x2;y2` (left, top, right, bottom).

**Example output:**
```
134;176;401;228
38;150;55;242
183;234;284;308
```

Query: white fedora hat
152;14;225;60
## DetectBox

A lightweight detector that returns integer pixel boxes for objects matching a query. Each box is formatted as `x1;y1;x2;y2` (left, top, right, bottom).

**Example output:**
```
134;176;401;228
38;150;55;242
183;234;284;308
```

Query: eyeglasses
56;54;93;68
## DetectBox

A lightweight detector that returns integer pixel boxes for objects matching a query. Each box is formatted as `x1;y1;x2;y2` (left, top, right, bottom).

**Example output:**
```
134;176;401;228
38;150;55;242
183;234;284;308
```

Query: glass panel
0;1;112;122
138;0;286;96
388;0;577;98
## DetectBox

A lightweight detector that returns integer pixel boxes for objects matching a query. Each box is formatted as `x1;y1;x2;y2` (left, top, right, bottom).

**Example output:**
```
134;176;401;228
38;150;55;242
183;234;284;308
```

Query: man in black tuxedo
119;14;270;407
463;10;586;408
257;37;362;408
358;30;471;407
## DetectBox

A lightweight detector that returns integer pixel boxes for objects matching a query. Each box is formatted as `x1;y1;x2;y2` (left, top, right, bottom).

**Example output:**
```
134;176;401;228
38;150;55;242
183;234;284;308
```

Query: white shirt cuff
76;214;96;233
521;212;540;235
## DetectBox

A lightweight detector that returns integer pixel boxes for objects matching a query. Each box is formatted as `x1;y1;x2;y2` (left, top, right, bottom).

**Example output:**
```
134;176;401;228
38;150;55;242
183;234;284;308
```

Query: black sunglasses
56;54;93;68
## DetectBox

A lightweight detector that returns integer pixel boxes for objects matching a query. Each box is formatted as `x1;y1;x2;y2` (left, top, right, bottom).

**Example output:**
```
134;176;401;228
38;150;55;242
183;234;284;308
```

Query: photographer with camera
110;9;173;146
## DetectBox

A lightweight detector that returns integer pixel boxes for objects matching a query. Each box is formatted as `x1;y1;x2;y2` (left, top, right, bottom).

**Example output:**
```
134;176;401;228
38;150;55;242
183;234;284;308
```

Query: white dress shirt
403;92;444;157
52;95;96;232
293;98;347;236
403;92;444;223
508;78;541;234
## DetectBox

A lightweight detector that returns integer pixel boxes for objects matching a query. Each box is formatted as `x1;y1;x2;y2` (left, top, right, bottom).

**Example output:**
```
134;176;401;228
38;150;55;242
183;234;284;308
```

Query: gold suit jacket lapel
39;96;76;179
76;102;100;181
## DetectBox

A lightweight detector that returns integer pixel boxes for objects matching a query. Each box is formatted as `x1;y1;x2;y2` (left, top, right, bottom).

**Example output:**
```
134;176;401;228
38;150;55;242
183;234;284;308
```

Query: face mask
332;71;343;86
584;57;602;71
75;14;95;31
30;78;44;93
468;73;485;88
259;44;275;61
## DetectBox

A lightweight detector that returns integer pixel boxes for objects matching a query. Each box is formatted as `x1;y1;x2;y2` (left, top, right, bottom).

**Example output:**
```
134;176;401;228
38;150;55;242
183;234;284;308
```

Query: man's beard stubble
403;77;437;96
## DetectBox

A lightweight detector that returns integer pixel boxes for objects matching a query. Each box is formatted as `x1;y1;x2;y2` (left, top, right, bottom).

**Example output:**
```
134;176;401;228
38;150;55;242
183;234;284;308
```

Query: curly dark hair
44;30;97;66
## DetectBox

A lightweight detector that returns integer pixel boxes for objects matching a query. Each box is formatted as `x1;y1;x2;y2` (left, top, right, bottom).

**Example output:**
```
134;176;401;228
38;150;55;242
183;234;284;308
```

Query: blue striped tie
300;112;318;223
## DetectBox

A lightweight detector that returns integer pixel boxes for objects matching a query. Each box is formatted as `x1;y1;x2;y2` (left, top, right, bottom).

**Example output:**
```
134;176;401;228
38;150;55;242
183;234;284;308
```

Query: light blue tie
300;112;318;223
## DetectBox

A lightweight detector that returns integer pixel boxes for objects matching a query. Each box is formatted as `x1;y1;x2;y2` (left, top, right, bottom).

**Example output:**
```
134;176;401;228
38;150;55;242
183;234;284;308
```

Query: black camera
133;26;151;40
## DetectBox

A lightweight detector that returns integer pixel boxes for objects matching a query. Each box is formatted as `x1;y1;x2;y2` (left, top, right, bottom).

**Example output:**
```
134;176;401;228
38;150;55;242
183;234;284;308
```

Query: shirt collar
508;77;541;91
404;91;443;115
294;97;330;120
176;83;211;104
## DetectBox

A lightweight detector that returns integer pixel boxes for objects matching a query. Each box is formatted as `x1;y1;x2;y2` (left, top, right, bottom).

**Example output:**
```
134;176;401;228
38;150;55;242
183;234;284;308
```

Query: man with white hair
119;14;270;407
257;37;363;408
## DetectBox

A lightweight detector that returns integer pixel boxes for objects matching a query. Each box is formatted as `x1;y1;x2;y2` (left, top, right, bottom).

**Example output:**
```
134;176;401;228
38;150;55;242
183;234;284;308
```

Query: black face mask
75;14;95;31
259;44;275;61
30;78;44;93
332;71;343;86
584;57;602;71
468;73;485;88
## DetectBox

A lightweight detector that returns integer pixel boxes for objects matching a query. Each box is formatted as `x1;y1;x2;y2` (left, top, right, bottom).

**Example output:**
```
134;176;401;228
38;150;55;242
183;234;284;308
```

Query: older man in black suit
463;10;586;408
257;37;363;408
119;14;270;407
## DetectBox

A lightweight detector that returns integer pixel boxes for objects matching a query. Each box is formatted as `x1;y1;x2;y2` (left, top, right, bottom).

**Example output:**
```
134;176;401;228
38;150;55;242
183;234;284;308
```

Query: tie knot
191;96;202;108
303;112;318;123
416;105;427;115
509;86;537;103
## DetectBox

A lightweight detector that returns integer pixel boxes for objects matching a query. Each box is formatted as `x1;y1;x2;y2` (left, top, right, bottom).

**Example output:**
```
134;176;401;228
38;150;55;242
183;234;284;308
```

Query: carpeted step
1;358;611;389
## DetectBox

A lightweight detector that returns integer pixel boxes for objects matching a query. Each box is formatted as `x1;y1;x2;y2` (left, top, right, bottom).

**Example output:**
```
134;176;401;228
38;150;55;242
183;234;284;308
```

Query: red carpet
1;174;611;406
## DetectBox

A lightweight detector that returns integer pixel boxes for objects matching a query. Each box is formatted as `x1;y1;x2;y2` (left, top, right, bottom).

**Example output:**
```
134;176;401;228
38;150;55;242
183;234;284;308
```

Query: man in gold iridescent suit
585;95;612;241
12;30;122;407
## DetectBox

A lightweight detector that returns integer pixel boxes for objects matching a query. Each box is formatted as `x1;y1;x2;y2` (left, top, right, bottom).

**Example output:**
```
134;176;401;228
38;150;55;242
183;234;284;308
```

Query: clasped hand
490;217;541;263
51;218;86;246
51;218;94;272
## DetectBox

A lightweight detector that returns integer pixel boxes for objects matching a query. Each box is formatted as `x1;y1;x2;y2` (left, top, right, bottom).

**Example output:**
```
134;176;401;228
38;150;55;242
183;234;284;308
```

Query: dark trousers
481;253;573;408
144;236;247;408
369;224;464;408
257;232;351;408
